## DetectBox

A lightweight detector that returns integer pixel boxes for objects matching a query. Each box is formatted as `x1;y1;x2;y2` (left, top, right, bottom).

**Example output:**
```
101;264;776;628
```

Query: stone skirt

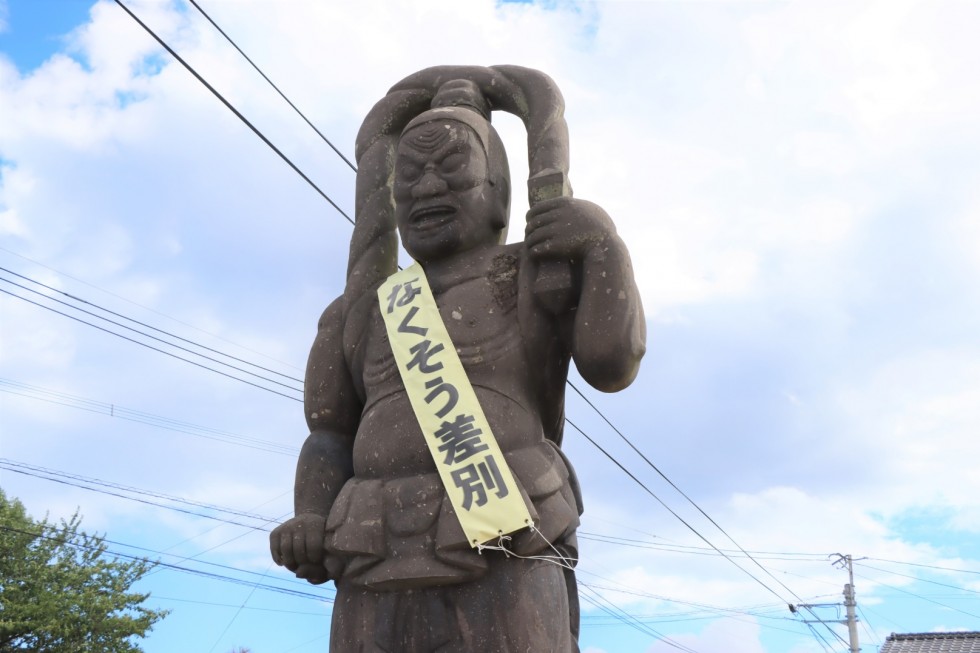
324;440;581;591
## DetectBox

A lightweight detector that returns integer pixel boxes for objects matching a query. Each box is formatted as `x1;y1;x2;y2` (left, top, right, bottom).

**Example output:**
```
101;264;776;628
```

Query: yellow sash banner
378;263;533;546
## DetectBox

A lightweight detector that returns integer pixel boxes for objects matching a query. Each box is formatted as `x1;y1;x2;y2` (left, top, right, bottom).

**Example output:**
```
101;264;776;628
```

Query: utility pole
790;554;862;651
835;554;860;653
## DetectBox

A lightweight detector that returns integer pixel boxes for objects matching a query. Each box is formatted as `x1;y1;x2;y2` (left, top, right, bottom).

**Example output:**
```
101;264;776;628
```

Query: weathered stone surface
270;66;646;652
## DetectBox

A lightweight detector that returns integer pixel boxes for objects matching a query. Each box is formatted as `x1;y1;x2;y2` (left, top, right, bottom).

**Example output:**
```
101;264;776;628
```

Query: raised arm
270;296;361;584
525;197;646;392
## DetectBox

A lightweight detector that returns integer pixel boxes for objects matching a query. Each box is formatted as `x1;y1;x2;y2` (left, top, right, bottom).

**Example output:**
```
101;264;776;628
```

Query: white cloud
647;618;765;653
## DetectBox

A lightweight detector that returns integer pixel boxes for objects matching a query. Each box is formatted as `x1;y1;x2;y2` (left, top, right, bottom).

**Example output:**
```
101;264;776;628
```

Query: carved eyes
439;153;467;174
397;162;423;183
396;153;470;185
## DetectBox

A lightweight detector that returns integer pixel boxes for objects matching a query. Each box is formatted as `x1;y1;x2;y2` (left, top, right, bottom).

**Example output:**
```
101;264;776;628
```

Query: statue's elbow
576;341;645;393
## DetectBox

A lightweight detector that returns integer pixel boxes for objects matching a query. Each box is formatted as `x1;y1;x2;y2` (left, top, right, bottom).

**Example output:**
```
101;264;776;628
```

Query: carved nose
412;171;448;199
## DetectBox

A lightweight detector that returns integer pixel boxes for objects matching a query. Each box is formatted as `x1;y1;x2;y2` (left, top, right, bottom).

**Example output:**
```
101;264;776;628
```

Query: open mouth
409;204;456;230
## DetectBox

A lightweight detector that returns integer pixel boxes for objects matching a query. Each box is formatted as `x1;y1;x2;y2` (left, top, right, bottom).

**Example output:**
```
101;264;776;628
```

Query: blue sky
2;1;980;652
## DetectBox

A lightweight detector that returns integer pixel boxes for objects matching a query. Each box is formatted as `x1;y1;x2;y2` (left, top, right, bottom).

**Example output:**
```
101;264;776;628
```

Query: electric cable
0;461;274;531
207;561;272;653
853;570;980;620
0;287;302;402
278;633;329;653
112;0;354;226
6;456;821;643
856;601;903;632
186;0;357;172
856;562;980;597
0;459;276;523
578;583;700;653
856;605;880;650
0;265;302;384
0;273;302;393
863;556;980;576
0;378;298;455
580;576;822;625
579;530;831;560
0;459;306;594
568;381;835;624
0;525;329;602
140;506;291;583
803;622;837;653
152;595;325;616
0;245;301;372
567;418;851;650
570;418;798;603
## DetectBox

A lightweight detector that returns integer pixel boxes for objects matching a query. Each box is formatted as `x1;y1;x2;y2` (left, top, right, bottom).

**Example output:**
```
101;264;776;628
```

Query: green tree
0;488;169;652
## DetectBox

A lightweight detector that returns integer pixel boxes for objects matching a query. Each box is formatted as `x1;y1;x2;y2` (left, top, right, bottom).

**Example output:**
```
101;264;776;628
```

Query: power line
0;273;302;393
0;245;301;372
186;0;357;172
0;378;298;455
0;458;276;523
9;454;855;651
864;556;980;576
1;459;305;597
581;578;819;627
804;622;838;653
0;265;303;384
579;530;831;561
568;419;788;602
112;0;354;226
207;561;272;652
153;595;324;616
0;268;303;392
579;583;700;653
853;570;980;620
7;455;823;645
566;418;850;651
0;287;302;402
6;470;735;645
856;605;881;650
0;525;329;603
568;382;839;630
153;595;325;616
856;561;980;597
0;460;275;532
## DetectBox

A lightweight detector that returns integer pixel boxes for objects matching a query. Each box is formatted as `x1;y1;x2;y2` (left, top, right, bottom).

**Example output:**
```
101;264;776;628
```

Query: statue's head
393;81;511;263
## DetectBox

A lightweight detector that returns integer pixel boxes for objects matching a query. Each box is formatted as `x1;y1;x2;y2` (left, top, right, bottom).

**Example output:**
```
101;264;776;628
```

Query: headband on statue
403;107;491;155
403;80;492;154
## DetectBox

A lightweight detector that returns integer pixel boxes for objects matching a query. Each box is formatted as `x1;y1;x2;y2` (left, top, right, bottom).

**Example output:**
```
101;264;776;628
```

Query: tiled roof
880;632;980;653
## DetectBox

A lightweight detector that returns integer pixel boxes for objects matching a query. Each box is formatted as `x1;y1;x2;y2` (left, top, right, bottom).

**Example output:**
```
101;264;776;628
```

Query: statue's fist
525;197;616;263
270;513;336;585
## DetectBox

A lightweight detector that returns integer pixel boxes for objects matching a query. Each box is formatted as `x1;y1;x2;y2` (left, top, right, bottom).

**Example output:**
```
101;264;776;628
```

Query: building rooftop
880;632;980;653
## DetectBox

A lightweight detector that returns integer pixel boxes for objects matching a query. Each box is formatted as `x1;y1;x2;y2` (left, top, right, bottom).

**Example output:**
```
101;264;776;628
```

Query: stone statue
270;65;646;652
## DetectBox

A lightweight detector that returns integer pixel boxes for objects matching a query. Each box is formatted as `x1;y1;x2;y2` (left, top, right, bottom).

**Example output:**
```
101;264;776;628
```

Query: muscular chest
354;256;526;402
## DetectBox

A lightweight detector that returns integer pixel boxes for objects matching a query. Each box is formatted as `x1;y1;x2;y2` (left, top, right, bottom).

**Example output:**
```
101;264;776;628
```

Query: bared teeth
412;205;455;222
